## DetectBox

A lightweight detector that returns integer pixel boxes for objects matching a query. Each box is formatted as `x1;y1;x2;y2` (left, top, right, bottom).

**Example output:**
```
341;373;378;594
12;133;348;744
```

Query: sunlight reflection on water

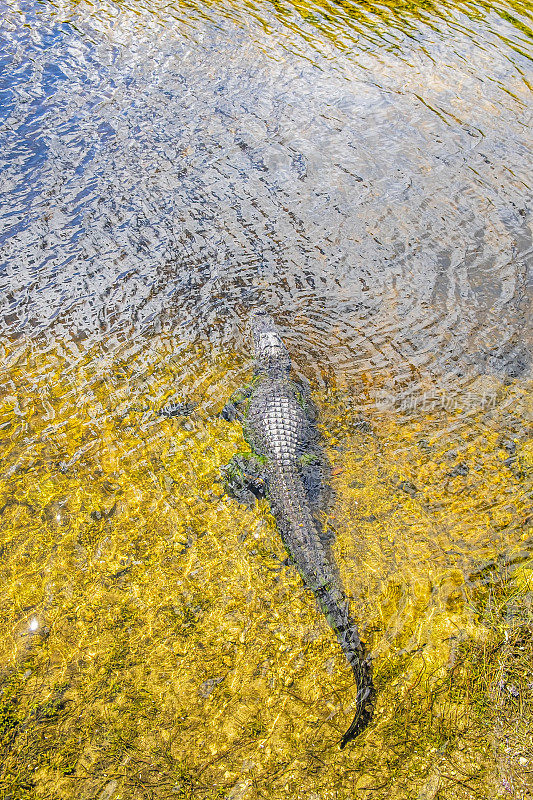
0;0;531;796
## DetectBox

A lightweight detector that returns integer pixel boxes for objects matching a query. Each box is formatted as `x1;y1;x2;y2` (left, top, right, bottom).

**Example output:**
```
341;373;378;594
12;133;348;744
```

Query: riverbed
0;0;531;797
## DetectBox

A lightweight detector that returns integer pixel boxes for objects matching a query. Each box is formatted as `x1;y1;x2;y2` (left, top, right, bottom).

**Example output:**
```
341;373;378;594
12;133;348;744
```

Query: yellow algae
0;334;531;799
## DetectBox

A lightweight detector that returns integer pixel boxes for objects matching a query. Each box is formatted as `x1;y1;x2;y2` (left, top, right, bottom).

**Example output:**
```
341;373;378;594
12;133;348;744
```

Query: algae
0;333;531;799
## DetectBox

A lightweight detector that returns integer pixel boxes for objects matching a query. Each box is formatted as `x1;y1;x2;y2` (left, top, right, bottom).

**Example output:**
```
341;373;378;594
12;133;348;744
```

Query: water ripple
0;0;531;405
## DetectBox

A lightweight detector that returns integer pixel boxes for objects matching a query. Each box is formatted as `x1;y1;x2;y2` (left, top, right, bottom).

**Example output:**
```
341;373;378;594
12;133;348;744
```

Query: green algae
0;334;531;799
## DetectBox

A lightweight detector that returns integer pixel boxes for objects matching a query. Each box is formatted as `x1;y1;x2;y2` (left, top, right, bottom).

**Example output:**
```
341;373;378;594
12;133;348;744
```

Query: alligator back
245;378;312;462
245;378;331;591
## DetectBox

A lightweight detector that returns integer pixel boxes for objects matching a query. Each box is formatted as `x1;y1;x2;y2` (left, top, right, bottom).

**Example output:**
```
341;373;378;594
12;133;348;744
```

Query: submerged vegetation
0;334;531;798
0;0;530;792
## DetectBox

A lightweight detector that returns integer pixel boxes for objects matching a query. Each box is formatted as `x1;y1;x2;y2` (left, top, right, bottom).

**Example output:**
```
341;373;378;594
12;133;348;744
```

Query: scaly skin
224;312;374;747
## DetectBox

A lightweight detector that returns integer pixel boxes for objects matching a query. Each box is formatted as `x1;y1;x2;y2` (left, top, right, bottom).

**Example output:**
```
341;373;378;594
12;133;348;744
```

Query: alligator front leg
220;384;255;423
221;452;268;507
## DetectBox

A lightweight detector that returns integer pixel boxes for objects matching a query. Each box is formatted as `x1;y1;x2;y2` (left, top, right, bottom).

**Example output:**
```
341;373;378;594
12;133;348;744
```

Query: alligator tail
339;651;374;748
315;585;375;748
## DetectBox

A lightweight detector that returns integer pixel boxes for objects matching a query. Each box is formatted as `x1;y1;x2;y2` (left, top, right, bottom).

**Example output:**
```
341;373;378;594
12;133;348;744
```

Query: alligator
222;311;374;748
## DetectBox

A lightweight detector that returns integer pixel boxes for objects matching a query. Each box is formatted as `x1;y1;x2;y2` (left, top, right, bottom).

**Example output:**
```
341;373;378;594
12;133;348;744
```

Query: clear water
0;0;531;797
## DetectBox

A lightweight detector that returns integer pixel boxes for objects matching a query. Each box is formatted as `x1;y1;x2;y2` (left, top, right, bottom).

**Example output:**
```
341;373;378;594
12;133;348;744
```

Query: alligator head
249;311;291;378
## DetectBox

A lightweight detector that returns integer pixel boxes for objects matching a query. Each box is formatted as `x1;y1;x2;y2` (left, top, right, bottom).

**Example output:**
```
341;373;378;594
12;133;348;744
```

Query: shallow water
0;0;532;797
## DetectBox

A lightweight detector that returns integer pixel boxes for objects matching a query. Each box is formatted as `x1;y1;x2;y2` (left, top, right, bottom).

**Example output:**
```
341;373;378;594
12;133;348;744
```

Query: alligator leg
158;398;197;418
220;384;254;423
294;380;320;424
221;452;268;507
299;451;323;508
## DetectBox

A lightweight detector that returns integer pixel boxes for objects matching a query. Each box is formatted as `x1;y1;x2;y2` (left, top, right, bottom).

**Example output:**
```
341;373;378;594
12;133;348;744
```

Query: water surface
0;0;532;797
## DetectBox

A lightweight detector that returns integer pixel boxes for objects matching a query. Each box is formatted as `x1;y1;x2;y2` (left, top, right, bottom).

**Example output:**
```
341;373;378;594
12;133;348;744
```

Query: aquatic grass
0;335;531;798
447;565;533;799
